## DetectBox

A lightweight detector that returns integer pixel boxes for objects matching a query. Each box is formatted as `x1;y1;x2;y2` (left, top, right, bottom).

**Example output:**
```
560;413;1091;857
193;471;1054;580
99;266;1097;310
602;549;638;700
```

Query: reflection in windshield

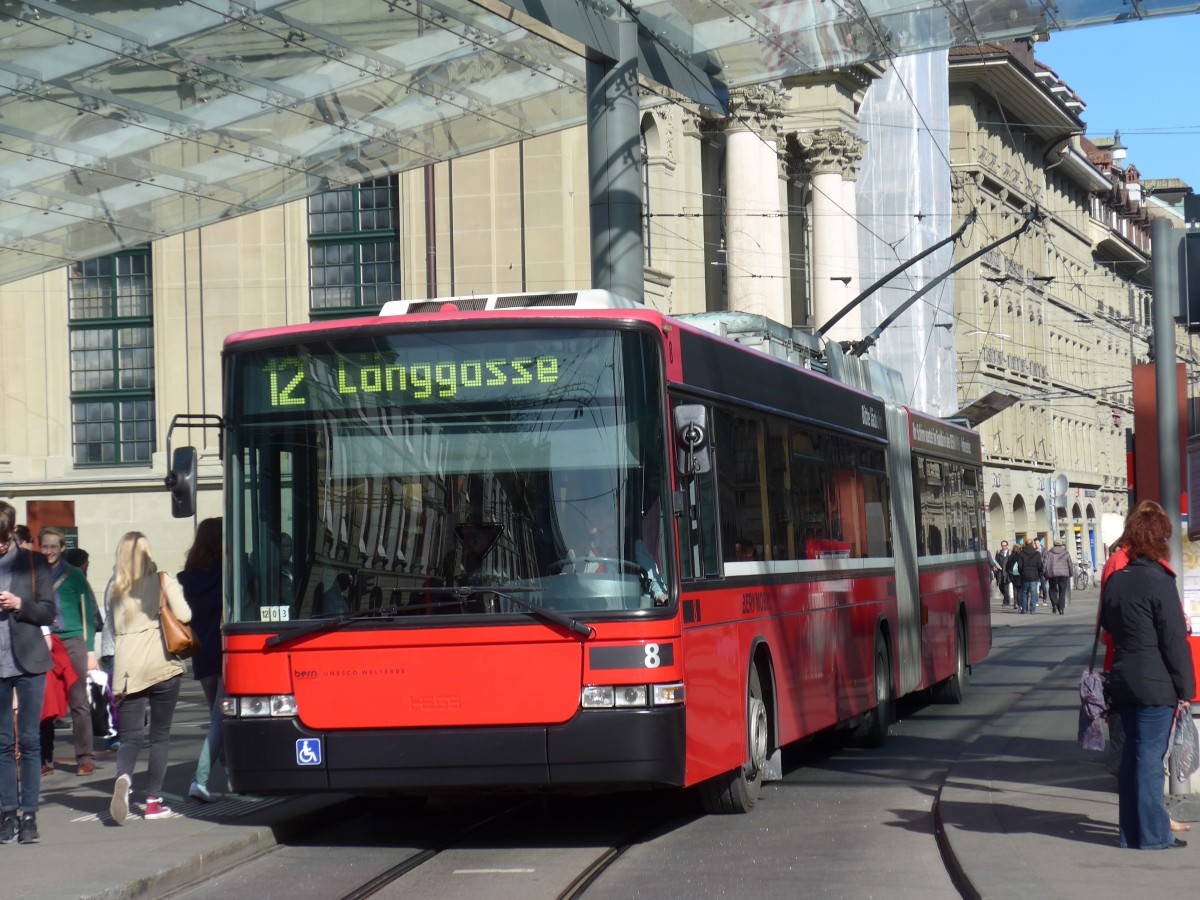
228;328;669;624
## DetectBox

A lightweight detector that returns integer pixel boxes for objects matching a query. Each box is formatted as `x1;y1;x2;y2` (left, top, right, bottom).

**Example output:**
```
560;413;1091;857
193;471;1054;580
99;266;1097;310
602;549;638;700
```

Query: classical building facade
1;60;891;583
948;41;1195;566
1;44;1193;585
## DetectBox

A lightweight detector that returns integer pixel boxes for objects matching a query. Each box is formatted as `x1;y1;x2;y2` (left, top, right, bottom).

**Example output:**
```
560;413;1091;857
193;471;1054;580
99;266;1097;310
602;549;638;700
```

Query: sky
1035;14;1200;190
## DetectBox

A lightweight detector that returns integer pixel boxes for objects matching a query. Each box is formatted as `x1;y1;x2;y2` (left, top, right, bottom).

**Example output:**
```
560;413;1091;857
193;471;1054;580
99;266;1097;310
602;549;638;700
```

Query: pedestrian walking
0;500;57;844
1008;537;1024;609
993;540;1012;606
1100;502;1195;850
177;518;224;802
1034;538;1050;606
104;532;192;824
1042;538;1073;614
1016;536;1043;614
37;527;98;776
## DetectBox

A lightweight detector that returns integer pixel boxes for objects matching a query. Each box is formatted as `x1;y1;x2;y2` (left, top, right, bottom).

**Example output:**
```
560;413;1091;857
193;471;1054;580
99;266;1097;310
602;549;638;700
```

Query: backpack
1009;556;1021;577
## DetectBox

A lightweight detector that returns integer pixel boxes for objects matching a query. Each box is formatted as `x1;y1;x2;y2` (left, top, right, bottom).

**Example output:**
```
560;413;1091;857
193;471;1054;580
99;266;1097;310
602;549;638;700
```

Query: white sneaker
188;781;212;802
110;773;131;825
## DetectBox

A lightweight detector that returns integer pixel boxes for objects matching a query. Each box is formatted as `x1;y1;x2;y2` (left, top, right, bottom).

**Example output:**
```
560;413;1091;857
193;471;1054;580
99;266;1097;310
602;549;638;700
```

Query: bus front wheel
699;666;768;814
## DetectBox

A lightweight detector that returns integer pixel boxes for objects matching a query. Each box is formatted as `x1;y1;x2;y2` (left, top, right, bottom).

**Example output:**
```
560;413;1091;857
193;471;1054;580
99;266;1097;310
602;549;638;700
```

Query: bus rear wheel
933;617;969;704
853;636;892;748
699;666;768;814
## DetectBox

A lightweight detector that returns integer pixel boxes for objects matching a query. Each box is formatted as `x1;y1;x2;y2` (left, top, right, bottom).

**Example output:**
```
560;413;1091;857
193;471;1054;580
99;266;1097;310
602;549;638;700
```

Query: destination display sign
909;412;981;464
231;329;636;416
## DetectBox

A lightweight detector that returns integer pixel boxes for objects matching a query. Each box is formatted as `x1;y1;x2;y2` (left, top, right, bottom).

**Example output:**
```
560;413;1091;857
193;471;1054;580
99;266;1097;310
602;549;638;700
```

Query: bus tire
853;636;892;748
698;666;768;814
933;617;969;705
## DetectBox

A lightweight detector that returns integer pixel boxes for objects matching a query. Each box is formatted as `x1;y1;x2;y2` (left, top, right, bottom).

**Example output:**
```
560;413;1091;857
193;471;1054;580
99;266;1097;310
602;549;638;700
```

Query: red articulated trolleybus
167;289;990;813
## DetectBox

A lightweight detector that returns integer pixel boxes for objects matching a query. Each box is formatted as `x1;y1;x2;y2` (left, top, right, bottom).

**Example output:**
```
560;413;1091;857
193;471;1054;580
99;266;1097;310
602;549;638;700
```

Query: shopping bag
87;670;117;740
1078;669;1107;752
1170;706;1200;782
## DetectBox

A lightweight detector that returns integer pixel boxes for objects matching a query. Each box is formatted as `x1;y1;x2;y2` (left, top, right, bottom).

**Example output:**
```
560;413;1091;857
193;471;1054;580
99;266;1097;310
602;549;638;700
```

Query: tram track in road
334;795;686;900
334;798;535;900
168;790;692;900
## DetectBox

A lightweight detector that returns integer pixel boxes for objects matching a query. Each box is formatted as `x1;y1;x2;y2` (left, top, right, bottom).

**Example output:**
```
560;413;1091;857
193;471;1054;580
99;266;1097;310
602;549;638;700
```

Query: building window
308;176;401;318
68;248;155;466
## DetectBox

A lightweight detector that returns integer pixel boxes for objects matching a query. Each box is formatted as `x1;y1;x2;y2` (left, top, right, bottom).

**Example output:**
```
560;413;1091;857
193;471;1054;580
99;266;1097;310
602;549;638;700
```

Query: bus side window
716;409;765;563
790;429;830;559
859;448;891;557
917;458;945;557
679;467;719;580
764;420;791;561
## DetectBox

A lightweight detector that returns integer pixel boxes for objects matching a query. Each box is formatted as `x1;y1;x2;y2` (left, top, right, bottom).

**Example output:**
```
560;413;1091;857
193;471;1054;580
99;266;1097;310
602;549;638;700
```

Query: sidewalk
937;601;1199;900
9;676;349;900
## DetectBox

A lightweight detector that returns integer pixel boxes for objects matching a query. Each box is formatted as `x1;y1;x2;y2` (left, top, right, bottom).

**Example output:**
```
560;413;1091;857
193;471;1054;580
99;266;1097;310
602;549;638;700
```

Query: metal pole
1151;218;1188;796
586;14;643;303
1152;219;1183;574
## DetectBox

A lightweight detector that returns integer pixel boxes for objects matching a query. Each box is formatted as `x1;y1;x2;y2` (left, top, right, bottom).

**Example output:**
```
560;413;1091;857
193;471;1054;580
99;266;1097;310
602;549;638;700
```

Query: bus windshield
224;326;671;625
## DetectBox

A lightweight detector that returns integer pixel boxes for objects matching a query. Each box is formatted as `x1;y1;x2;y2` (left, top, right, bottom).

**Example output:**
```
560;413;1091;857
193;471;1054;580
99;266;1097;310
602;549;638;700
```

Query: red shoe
40;764;53;776
144;797;174;820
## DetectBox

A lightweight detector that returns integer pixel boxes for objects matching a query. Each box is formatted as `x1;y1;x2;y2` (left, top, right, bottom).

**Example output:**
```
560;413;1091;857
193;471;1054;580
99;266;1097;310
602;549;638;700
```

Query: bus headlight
615;685;648;708
221;694;297;717
581;686;614;708
581;682;684;709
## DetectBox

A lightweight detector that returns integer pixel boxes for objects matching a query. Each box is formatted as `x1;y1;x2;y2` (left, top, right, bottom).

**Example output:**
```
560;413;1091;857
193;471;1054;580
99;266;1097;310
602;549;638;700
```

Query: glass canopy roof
0;0;1196;286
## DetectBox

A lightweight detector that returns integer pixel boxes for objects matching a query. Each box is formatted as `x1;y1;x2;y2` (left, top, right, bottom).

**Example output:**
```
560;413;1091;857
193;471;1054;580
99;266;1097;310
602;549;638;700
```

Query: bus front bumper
223;706;686;795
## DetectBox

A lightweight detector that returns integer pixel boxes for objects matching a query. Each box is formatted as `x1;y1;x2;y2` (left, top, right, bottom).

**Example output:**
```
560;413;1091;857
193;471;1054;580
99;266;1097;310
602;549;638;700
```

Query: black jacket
1016;545;1042;582
1;547;56;675
177;567;222;682
1101;556;1196;707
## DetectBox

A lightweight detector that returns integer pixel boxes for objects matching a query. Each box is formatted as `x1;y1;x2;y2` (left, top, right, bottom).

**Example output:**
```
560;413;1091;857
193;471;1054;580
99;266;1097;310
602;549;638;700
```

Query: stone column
791;128;866;342
723;85;787;322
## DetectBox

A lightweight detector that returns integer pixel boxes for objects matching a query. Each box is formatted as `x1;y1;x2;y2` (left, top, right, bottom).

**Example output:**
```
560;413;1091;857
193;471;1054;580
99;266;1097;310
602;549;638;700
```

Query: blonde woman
103;532;191;824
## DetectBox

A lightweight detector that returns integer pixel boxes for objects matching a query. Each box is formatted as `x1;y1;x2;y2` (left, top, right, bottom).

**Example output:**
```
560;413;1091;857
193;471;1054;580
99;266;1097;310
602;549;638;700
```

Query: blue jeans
0;672;47;813
1021;580;1039;613
1116;704;1177;850
194;678;225;788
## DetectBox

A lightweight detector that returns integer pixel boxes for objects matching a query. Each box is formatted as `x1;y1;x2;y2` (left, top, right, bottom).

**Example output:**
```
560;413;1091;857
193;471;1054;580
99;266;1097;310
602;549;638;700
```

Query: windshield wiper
420;586;594;639
263;587;594;649
264;605;407;649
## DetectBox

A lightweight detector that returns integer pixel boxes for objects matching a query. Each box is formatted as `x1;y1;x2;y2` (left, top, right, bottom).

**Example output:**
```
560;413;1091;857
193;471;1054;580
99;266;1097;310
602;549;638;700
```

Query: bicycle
1073;561;1091;592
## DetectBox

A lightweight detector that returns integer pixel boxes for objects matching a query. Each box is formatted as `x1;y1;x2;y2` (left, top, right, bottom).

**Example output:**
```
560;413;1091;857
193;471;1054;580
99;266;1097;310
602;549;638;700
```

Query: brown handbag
159;572;201;659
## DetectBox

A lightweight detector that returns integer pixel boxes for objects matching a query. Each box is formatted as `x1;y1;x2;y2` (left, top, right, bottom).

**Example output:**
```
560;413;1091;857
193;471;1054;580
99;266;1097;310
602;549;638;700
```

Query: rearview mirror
165;446;198;518
673;405;711;476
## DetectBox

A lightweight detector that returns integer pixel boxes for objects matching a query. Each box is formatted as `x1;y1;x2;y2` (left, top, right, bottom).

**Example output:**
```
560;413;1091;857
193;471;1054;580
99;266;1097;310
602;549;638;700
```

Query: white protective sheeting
855;51;955;417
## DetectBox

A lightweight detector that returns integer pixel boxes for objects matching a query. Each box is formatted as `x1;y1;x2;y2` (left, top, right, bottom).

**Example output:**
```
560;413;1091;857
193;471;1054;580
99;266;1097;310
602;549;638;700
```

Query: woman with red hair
1100;501;1195;850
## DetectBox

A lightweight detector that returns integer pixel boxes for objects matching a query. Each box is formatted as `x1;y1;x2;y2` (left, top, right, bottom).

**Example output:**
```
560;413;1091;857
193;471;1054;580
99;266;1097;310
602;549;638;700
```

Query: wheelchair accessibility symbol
296;738;322;766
